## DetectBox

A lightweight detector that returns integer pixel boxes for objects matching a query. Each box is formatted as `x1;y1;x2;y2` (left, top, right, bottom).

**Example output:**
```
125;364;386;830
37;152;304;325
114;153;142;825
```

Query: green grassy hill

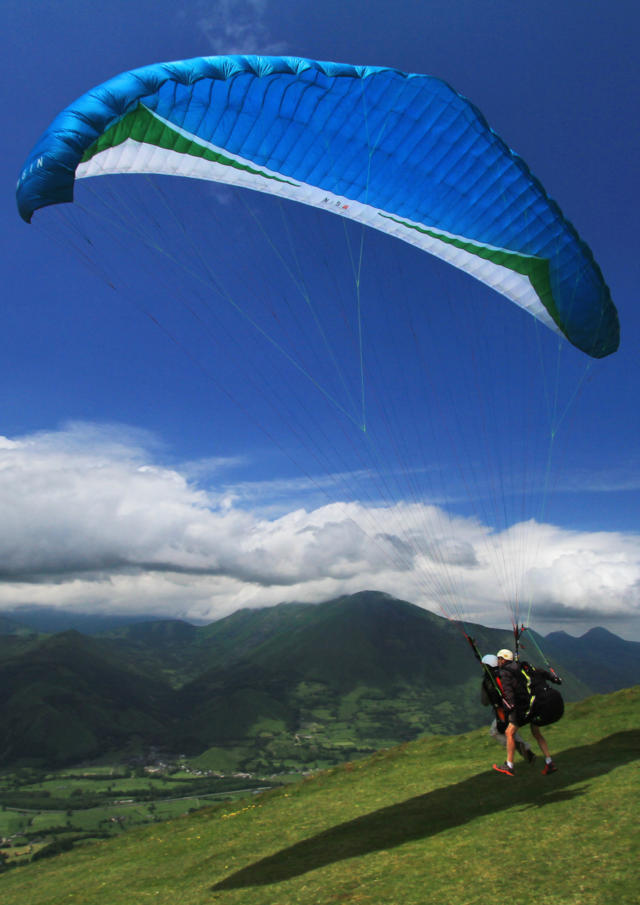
2;687;637;905
0;631;176;766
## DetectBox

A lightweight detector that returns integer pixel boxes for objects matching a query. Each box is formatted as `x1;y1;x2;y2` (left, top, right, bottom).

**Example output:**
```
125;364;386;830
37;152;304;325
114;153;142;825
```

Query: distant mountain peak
582;626;620;641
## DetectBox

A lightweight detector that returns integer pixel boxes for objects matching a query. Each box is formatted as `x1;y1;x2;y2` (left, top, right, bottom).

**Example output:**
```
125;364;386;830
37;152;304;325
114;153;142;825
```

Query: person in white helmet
480;653;535;763
492;649;560;777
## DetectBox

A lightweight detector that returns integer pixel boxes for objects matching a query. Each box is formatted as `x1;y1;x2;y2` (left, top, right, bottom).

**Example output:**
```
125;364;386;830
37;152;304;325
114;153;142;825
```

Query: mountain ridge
0;591;637;769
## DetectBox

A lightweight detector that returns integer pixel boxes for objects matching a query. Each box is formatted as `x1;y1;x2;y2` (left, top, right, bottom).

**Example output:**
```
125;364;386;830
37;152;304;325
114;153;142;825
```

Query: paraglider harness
512;624;564;726
466;625;564;728
465;633;510;730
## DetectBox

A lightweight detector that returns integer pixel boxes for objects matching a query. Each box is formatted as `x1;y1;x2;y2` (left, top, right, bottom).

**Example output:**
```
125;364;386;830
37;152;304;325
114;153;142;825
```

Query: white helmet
481;654;498;667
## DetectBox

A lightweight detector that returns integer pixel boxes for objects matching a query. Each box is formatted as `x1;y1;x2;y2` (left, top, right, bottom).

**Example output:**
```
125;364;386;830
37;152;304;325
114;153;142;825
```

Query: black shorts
508;709;530;727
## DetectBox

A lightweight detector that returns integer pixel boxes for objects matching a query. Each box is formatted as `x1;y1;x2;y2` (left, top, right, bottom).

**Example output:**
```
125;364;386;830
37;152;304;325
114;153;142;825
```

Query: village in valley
0;750;280;869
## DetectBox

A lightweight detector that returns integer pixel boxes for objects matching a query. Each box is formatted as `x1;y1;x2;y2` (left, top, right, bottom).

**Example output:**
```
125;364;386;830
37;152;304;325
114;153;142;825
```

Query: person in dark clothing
492;648;562;777
480;654;535;763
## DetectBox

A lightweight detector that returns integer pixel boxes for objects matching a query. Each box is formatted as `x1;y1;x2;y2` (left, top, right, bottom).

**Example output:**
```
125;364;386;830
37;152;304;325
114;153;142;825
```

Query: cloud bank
1;424;639;637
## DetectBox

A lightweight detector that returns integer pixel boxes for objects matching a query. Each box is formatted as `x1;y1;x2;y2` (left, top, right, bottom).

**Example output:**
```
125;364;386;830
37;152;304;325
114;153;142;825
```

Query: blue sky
2;1;639;639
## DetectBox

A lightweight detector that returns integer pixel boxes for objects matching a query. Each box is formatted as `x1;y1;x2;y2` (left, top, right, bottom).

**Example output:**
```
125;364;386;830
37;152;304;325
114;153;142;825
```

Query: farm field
0;762;280;867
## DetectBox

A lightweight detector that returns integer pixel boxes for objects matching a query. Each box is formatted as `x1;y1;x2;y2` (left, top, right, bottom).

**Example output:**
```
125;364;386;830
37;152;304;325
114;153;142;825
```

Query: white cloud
553;458;640;495
187;0;288;56
0;423;639;638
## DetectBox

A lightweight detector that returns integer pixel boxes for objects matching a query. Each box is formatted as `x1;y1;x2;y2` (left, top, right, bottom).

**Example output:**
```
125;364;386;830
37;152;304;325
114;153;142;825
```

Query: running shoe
493;762;514;776
542;760;558;775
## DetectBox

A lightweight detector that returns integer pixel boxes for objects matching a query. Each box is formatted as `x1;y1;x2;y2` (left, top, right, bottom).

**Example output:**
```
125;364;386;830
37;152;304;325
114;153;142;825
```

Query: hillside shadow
212;730;639;890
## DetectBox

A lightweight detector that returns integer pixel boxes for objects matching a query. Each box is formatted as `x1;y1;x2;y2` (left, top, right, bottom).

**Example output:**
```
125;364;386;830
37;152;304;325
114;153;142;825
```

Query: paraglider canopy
17;54;618;359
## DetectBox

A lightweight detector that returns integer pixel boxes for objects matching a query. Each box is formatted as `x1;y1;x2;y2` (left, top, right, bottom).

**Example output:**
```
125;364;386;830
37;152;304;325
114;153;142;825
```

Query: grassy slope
2;687;638;905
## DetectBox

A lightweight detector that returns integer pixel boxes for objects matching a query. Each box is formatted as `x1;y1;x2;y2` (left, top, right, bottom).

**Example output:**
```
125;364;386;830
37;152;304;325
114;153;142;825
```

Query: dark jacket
480;668;503;709
496;660;530;713
521;663;556;694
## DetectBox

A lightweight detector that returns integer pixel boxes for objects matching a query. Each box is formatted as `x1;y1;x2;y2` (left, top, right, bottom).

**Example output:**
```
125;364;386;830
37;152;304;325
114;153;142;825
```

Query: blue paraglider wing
16;55;619;357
